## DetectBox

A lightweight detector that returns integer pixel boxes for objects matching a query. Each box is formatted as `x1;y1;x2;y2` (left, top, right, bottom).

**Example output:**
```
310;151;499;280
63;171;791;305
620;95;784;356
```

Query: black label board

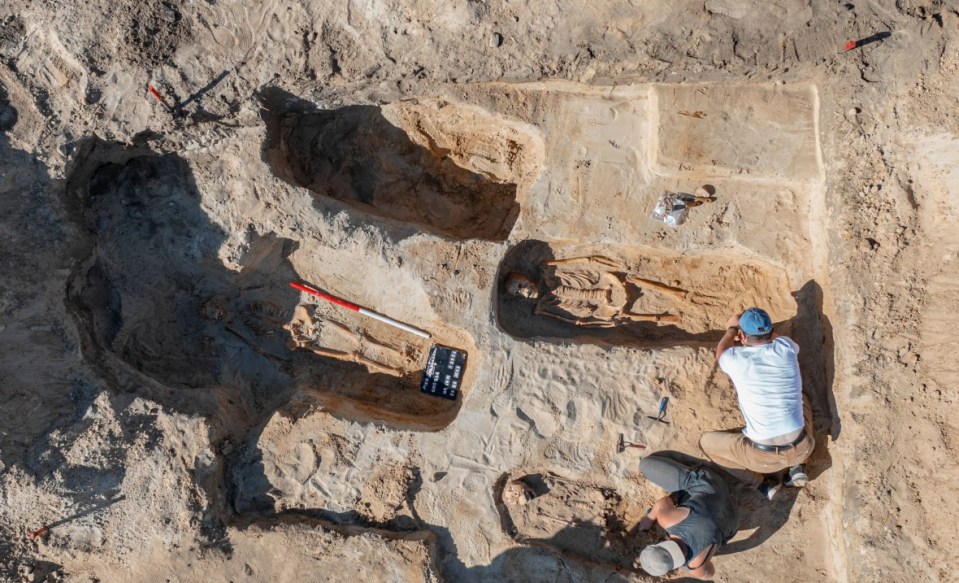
420;345;466;401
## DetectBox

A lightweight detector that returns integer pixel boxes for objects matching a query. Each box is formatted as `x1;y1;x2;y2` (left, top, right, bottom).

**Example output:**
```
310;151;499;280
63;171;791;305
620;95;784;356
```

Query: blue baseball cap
739;307;773;335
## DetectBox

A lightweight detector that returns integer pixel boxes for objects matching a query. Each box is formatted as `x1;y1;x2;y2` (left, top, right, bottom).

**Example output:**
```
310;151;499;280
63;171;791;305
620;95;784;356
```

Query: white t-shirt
718;337;805;441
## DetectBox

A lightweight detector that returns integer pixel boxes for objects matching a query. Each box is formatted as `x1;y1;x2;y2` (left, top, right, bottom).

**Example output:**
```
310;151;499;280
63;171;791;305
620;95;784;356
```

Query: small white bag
651;192;691;227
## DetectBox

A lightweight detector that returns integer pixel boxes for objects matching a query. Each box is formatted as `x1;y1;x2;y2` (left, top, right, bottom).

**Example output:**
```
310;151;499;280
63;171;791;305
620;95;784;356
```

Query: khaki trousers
699;400;814;487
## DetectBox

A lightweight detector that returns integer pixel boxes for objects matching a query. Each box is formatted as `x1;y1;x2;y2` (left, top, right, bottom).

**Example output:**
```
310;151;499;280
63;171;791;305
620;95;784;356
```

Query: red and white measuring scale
290;281;431;340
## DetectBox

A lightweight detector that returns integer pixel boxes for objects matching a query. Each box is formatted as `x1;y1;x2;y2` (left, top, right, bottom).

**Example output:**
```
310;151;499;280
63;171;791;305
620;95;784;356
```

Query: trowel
647;396;670;424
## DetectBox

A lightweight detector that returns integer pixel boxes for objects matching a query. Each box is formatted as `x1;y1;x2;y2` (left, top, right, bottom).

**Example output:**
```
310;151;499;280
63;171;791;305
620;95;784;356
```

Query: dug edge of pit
217;513;443;581
494;470;655;573
259;88;545;242
494;239;797;348
493;461;808;579
285;307;478;433
62;137;473;433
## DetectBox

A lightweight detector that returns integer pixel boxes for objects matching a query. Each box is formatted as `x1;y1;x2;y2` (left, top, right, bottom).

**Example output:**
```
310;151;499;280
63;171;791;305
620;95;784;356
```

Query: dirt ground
0;1;957;581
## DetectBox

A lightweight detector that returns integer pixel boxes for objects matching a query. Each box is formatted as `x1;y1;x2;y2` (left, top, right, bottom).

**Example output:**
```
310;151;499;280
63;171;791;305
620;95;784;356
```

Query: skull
502;479;536;506
199;297;232;321
505;272;539;299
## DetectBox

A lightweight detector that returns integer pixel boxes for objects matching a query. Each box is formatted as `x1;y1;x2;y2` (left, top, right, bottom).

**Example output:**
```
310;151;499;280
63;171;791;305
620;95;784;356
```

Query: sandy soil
0;1;957;582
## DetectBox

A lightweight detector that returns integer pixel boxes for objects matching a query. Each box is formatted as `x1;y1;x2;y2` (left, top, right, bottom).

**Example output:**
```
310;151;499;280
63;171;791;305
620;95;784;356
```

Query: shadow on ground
0;88;72;473
791;279;839;481
58;137;472;552
260;88;521;242
65;137;460;432
64;139;301;416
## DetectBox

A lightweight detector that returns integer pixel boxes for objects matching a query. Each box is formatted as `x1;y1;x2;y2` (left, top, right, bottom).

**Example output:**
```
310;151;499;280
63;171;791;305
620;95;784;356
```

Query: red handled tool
147;85;175;112
842;32;891;52
617;433;646;453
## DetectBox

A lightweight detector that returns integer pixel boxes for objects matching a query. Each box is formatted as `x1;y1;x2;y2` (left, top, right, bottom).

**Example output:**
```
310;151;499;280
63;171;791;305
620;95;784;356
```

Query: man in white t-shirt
700;307;814;500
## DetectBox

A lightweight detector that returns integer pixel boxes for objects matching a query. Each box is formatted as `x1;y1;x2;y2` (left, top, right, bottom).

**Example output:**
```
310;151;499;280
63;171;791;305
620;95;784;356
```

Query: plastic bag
651;192;691;227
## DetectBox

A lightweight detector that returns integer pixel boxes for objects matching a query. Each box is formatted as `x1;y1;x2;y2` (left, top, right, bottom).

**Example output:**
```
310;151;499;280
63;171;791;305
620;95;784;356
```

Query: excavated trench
494;470;648;571
493;463;805;576
260;89;541;241
495;239;797;348
57;137;467;580
56;83;835;580
64;139;463;431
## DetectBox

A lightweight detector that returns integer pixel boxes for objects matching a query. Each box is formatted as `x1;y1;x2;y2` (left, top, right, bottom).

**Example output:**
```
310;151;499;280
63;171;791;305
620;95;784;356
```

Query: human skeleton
507;255;718;328
284;305;407;375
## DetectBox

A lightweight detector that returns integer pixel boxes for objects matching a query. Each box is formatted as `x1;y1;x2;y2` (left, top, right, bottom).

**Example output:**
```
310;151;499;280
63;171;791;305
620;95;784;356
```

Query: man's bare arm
639;495;691;531
716;313;743;361
715;327;738;361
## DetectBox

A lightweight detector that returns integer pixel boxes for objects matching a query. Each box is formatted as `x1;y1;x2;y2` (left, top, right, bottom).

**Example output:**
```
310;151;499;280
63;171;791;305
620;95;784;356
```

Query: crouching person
702;307;815;499
636;453;739;579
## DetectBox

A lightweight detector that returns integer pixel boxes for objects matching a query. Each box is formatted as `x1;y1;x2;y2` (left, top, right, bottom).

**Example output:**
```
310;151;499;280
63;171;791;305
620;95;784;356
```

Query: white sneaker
758;480;782;501
784;465;809;488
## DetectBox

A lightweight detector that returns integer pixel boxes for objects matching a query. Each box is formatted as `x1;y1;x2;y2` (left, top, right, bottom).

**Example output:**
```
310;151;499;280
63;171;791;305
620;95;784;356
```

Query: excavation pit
262;90;543;241
496;470;656;571
443;81;822;267
67;141;467;430
496;240;796;347
68;148;302;401
284;301;471;432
